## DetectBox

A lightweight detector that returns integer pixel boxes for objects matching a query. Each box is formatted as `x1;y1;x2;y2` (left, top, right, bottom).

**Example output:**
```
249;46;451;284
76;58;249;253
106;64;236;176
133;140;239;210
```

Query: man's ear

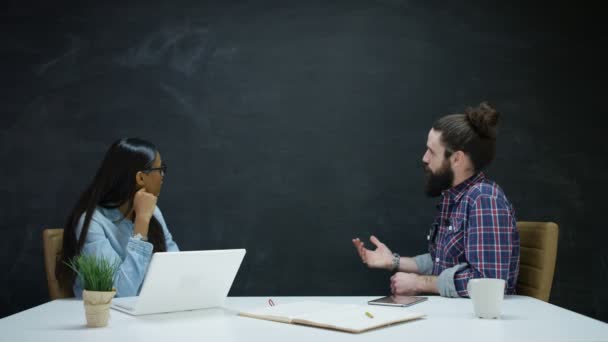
451;150;466;168
135;171;146;187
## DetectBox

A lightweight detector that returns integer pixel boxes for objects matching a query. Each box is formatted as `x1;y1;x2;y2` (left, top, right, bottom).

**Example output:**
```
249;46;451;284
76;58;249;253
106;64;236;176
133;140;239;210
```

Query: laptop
111;249;246;315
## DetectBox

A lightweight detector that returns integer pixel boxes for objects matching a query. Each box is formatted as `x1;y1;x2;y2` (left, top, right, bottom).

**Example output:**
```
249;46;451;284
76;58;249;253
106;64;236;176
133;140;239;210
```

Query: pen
365;311;374;318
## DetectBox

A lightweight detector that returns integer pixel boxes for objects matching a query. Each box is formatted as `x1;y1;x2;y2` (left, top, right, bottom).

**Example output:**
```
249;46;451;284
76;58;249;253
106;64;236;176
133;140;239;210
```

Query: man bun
465;102;499;139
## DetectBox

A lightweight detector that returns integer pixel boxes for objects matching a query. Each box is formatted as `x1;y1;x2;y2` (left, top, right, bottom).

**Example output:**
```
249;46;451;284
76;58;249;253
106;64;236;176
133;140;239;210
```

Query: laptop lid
112;249;246;315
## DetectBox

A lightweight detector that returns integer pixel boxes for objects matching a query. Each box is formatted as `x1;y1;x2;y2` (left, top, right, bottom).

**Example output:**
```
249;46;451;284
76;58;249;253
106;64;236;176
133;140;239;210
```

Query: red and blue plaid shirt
429;172;519;296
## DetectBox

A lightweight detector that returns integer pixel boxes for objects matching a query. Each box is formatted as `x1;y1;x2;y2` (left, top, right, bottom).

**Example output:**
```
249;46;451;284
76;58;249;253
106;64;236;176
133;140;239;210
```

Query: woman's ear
135;171;146;187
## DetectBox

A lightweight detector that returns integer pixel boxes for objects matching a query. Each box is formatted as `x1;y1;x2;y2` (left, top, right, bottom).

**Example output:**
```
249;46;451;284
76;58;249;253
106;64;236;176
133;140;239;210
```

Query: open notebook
238;301;425;333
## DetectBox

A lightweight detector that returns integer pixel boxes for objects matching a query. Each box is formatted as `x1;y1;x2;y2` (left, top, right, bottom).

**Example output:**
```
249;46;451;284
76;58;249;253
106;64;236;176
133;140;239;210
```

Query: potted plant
66;254;119;327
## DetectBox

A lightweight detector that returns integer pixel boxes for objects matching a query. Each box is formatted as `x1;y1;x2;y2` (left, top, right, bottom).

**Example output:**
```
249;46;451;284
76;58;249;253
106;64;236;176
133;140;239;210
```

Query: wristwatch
391;252;400;272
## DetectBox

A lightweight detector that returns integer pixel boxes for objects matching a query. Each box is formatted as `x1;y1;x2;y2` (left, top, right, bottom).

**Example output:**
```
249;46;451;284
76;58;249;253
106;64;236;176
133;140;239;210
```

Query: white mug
467;278;505;319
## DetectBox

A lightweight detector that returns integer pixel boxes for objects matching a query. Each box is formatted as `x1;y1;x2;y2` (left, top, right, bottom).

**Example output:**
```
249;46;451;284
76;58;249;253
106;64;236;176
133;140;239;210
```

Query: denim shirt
73;206;179;297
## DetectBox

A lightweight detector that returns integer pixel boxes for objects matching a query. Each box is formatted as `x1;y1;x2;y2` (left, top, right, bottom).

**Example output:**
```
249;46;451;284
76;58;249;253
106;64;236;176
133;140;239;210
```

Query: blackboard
1;0;606;322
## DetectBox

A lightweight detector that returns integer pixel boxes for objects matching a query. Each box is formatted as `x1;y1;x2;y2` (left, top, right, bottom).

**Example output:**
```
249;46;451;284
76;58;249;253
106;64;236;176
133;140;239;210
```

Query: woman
58;138;179;297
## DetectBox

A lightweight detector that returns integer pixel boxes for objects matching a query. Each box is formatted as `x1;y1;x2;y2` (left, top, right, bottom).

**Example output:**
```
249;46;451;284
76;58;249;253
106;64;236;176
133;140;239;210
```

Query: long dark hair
57;138;167;286
432;102;499;172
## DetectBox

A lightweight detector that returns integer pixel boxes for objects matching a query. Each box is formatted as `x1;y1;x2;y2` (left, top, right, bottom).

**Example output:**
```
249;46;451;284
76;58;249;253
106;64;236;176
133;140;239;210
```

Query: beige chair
42;228;74;299
516;221;559;302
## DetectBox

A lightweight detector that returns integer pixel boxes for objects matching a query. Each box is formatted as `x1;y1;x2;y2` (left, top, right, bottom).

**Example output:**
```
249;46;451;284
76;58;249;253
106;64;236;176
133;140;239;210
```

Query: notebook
111;249;246;315
238;301;425;333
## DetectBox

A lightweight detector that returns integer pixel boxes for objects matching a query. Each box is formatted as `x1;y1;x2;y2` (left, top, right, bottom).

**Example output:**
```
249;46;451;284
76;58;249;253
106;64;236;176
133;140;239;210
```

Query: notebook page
242;301;341;320
295;304;423;332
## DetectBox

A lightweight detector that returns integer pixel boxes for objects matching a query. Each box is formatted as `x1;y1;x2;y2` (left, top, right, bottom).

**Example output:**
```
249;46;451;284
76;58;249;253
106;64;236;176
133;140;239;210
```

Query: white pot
82;289;117;327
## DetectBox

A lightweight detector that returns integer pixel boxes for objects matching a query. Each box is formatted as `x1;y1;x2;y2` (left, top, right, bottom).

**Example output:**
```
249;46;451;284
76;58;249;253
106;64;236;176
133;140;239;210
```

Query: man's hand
352;235;393;270
390;273;439;295
390;272;420;295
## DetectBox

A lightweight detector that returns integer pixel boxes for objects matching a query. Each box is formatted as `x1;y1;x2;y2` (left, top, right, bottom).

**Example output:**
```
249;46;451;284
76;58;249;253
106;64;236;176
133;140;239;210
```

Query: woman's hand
133;187;157;237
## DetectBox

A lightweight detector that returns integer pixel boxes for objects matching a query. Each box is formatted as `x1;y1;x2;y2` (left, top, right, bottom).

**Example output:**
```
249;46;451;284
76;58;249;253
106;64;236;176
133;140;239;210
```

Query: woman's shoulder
76;207;120;228
73;207;111;236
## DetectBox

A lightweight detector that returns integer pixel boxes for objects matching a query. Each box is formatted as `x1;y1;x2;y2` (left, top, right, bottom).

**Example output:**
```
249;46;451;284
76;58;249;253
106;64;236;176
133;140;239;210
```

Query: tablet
368;295;427;307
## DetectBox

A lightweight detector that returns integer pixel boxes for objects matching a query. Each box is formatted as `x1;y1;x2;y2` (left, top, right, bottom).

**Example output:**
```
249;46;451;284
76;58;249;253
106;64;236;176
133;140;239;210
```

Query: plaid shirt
428;172;519;296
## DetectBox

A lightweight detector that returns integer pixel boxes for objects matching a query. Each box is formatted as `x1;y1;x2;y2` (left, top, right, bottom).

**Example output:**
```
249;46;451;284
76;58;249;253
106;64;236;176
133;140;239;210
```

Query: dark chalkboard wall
1;0;606;322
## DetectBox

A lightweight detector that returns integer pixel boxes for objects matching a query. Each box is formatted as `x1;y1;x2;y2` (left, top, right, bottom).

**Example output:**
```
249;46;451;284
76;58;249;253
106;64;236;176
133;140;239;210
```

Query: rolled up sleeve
414;253;434;275
74;218;153;298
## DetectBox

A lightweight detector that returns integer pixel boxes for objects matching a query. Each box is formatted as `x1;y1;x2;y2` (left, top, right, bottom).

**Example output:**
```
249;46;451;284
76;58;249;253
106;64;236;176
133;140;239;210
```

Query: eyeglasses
143;163;167;177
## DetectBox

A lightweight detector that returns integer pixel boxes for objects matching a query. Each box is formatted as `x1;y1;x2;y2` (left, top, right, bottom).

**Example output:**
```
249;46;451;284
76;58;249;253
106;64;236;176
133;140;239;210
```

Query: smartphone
368;295;427;307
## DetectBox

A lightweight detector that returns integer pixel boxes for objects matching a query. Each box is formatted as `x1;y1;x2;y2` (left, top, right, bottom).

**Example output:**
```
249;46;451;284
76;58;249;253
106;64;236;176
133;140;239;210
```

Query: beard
424;159;454;197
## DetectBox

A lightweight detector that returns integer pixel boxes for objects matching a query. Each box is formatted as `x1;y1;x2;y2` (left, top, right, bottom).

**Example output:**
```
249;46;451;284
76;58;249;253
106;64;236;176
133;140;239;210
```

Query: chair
42;228;74;299
516;221;559;302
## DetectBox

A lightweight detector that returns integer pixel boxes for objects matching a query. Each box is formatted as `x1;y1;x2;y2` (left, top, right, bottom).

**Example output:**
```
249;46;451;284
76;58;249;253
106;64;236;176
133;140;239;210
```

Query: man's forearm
416;275;439;294
397;257;420;273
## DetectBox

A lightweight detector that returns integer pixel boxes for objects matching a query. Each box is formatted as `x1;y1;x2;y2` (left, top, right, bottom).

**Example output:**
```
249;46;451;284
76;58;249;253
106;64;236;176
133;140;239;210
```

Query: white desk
1;296;607;341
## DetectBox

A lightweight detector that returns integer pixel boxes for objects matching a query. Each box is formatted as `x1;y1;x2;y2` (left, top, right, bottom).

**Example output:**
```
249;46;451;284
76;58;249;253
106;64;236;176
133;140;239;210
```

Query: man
352;102;519;297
